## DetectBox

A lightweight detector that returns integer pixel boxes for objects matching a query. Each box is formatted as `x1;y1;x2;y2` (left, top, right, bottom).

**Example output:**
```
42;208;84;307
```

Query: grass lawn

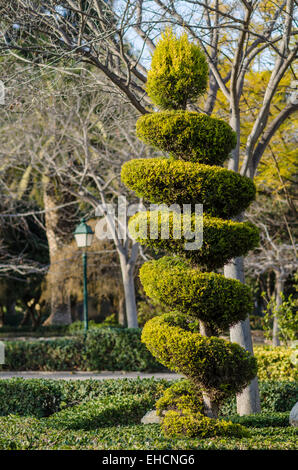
0;413;296;450
0;378;296;450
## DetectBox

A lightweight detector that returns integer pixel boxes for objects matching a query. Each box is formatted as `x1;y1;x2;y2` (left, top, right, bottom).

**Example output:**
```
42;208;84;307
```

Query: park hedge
0;329;296;382
0;377;296;418
0;328;164;372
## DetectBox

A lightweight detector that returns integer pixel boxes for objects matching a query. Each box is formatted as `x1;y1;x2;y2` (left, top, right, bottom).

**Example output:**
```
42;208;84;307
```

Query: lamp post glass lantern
74;219;94;334
74;219;94;248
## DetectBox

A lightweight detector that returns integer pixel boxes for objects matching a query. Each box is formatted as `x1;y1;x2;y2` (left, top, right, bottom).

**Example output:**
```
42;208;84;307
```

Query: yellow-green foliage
139;256;253;333
162;409;250;438
146;29;208;109
121;158;255;219
129;211;259;270
122;30;259;439
156;379;204;416
255;346;298;382
136;111;237;164
141;314;257;403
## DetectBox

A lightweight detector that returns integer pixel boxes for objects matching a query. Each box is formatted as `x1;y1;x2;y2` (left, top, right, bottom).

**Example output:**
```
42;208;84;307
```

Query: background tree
0;62;154;327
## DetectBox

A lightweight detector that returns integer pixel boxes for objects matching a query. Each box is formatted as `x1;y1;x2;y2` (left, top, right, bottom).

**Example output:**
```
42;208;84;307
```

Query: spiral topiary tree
121;30;259;437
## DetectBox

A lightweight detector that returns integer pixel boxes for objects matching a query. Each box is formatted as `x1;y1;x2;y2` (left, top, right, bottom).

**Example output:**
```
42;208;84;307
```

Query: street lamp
74;218;94;335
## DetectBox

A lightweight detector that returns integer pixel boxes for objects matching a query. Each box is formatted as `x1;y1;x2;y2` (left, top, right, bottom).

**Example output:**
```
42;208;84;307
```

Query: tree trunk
224;256;261;415
199;320;219;418
118;294;126;326
202;393;219;418
42;179;72;326
273;271;283;346
119;254;138;328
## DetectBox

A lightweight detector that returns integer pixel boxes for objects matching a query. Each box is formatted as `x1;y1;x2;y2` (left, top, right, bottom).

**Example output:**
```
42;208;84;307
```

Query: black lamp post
74;218;94;335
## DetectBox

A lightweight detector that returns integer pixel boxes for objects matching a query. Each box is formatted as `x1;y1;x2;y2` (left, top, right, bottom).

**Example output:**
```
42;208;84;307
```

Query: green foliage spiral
121;30;259;438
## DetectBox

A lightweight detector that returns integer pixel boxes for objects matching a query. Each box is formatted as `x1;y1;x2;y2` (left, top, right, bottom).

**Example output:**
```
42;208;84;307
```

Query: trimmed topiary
162;410;250;438
156;379;204;416
139;257;253;333
121;158;256;219
146;29;208;109
129;210;259;270
121;30;259;438
136;111;237;164
142;314;257;404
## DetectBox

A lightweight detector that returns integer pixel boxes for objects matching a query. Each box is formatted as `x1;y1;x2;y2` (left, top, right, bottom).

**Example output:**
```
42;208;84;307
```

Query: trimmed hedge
141;314;257;403
140;256;253;332
0;412;297;450
162;409;249;438
0;378;296;419
136;111;237;164
146;29;208;110
121;158;256;219
129;210;259;270
156;379;204;416
0;377;169;418
1;329;296;383
0;328;164;372
0;378;63;417
255;345;298;382
47;394;155;430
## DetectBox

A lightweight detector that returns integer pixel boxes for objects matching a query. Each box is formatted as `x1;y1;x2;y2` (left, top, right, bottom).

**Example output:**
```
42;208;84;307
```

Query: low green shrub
66;319;120;335
1;378;296;419
129;211;259;270
1;336;86;371
140;256;253;333
0;412;297;450
0;328;163;372
0;378;63;417
136;111;237;164
145;29;208;110
47;394;154;430
254;345;297;381
0;377;170;417
162;409;249;438
84;328;162;371
156;379;204;416
228;412;291;428
122;158;255;219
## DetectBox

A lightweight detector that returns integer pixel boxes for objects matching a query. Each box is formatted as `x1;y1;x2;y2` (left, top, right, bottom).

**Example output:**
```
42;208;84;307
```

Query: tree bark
42;179;72;326
224;256;261;415
202;393;219;419
118;294;126;326
199;320;219;418
119;254;138;328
